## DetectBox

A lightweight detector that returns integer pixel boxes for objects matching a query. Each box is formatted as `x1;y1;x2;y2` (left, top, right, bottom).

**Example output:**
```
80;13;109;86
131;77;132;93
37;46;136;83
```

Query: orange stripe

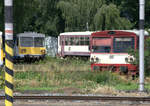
5;30;13;33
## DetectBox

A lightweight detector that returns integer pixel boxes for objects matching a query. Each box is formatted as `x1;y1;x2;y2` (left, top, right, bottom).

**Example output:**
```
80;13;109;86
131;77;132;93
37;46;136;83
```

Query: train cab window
92;37;111;53
34;37;44;47
20;37;34;47
92;46;111;53
113;37;134;53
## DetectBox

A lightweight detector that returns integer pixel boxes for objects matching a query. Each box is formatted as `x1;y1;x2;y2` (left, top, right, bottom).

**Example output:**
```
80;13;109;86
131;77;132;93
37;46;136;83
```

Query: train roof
93;30;149;36
59;31;94;36
119;30;149;36
17;32;45;37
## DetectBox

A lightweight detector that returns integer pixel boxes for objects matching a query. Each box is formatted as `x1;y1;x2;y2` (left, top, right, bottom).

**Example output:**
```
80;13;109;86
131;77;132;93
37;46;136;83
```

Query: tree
13;0;38;34
94;4;132;30
120;0;150;29
129;37;150;76
23;0;61;36
57;0;104;31
0;0;4;31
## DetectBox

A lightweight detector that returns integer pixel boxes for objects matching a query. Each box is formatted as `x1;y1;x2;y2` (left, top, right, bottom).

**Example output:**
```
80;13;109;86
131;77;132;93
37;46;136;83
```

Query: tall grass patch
2;56;149;93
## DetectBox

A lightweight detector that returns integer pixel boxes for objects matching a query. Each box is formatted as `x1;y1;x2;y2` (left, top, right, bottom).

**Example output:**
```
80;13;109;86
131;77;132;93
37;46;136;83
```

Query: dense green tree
22;0;61;36
13;0;38;34
0;0;150;35
58;0;132;31
57;0;104;31
120;0;150;28
94;4;132;30
0;0;4;31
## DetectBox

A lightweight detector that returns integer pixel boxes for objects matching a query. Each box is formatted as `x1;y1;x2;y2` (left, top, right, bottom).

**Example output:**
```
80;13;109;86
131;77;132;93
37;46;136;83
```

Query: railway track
0;96;150;101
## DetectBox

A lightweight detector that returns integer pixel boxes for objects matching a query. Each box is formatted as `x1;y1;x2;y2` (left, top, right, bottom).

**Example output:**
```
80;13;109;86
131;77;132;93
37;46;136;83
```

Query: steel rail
0;96;150;101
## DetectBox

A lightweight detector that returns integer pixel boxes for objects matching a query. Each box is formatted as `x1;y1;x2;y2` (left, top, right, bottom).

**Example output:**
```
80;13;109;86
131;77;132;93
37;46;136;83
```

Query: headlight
21;49;26;53
129;57;134;62
41;50;46;54
96;57;99;62
125;57;128;62
125;56;134;63
90;57;94;63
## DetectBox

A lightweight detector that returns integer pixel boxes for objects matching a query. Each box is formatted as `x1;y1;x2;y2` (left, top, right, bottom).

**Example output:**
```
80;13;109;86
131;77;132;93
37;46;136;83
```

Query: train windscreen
92;37;111;53
113;37;134;53
20;37;33;47
34;37;44;47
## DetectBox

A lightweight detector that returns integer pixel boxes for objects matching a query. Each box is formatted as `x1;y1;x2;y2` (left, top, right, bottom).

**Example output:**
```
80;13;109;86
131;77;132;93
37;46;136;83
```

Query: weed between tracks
1;56;150;95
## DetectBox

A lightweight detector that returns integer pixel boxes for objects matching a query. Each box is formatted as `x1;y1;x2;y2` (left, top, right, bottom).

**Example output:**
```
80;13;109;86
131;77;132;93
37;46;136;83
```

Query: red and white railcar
90;30;149;75
58;31;93;57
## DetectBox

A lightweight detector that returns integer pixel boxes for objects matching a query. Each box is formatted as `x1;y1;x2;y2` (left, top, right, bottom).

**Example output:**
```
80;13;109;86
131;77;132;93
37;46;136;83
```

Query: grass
1;56;150;95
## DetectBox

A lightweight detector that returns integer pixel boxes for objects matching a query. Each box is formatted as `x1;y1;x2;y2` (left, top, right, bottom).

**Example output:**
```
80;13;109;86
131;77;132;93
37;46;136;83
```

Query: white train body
58;31;93;57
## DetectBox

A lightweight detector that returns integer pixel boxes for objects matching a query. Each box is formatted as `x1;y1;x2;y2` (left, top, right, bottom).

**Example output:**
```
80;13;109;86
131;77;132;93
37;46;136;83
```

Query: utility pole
139;0;145;92
4;0;14;106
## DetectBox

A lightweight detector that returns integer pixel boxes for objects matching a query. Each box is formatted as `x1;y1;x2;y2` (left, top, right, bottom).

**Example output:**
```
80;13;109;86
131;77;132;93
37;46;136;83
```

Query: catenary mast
139;0;145;91
4;0;14;106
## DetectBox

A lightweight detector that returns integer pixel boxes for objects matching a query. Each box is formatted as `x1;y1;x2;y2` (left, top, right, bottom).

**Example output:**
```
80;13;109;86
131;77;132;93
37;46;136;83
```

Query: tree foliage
129;37;150;76
57;0;104;31
0;0;149;36
94;4;132;30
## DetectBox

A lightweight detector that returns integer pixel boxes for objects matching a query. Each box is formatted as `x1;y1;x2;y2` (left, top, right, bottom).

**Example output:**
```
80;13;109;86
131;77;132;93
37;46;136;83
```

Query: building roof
119;30;149;36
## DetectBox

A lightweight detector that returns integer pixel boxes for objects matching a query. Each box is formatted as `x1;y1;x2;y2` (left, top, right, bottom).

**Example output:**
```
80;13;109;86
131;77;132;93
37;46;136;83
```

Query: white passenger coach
58;31;93;57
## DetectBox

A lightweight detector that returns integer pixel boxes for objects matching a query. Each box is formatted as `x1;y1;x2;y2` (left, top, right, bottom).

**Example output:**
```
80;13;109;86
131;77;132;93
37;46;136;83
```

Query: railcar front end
14;32;46;61
90;30;138;76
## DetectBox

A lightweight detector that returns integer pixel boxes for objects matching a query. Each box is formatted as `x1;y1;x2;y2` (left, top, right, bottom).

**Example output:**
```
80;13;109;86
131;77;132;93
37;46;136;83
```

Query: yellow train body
14;32;46;60
0;32;46;64
18;47;46;56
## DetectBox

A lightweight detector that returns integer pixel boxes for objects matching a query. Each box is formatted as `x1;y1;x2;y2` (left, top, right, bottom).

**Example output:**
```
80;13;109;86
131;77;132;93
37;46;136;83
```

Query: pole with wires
139;0;145;92
4;0;14;106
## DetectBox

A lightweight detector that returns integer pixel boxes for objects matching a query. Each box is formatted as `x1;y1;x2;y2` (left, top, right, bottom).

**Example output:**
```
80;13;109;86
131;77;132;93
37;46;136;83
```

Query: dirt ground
1;100;150;106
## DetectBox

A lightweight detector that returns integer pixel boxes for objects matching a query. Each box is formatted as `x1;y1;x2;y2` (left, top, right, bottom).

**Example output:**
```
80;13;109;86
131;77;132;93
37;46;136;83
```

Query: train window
92;37;111;53
60;36;64;45
92;46;111;53
113;37;134;53
34;37;44;47
85;37;89;45
65;37;69;45
70;37;74;45
20;37;34;47
80;37;84;45
61;38;65;45
74;37;79;45
68;37;71;45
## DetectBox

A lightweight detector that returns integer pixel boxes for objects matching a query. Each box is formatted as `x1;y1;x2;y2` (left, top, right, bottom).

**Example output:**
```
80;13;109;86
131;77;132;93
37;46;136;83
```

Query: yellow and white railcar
14;32;46;60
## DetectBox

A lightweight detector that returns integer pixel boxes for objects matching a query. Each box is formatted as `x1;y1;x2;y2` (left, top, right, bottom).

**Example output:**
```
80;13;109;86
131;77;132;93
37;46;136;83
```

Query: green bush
0;68;5;89
129;37;150;76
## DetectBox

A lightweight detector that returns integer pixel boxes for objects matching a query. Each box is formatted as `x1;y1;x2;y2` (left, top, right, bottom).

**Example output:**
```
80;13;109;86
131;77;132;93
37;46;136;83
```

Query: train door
0;32;3;66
